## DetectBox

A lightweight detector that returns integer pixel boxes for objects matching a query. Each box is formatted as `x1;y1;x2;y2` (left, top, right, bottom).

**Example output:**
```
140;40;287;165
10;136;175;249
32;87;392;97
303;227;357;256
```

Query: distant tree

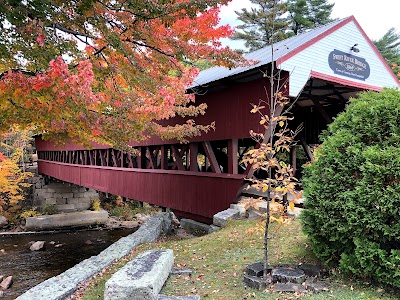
1;126;35;172
287;0;334;36
230;0;289;51
373;28;400;80
231;0;334;51
286;0;312;36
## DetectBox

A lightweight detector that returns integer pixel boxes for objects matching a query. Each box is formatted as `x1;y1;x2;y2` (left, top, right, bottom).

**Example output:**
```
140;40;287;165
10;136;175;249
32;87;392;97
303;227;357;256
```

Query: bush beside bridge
302;88;400;288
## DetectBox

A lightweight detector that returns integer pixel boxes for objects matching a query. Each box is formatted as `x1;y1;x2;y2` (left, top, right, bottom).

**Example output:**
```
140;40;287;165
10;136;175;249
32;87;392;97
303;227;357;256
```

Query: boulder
0;216;8;228
30;241;45;251
230;204;247;217
170;213;180;226
0;276;13;290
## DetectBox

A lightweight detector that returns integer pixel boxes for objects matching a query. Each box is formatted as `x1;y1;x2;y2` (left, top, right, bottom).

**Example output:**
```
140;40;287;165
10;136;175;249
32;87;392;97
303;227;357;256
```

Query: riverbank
15;212;172;300
76;219;399;300
0;226;137;299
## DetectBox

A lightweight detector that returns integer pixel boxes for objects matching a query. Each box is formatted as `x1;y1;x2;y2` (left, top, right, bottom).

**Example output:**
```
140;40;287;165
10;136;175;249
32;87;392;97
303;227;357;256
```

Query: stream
0;228;136;299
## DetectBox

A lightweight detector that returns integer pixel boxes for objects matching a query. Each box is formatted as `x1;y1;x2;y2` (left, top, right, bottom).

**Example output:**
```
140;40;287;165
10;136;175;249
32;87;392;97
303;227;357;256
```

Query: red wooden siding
36;74;289;151
38;160;244;221
135;75;288;146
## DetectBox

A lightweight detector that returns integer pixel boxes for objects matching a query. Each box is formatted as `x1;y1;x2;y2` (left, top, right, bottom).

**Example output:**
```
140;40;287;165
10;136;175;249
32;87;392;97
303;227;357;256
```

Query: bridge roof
189;16;400;95
189;17;347;89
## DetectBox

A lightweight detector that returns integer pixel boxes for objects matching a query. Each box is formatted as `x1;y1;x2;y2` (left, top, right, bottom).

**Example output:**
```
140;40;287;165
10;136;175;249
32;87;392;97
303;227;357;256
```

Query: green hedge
302;88;400;287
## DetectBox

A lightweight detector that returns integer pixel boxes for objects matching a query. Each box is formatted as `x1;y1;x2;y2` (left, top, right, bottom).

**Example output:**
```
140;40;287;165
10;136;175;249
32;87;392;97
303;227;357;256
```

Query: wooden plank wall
38;160;244;222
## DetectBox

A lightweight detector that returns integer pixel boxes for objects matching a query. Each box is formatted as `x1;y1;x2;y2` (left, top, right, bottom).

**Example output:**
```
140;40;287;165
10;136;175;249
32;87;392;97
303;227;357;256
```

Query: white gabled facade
277;16;400;98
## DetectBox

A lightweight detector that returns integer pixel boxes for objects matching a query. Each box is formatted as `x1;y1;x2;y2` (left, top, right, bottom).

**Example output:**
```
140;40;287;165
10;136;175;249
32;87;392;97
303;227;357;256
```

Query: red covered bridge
36;16;400;223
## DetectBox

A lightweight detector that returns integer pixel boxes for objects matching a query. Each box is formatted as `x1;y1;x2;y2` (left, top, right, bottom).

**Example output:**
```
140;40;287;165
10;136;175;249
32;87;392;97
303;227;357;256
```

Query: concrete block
45;198;57;205
56;204;77;212
85;192;99;198
37;192;54;198
67;198;83;204
55;187;75;193
213;208;239;227
75;203;91;210
54;193;74;199
104;249;174;300
56;198;67;205
25;210;109;230
47;182;68;188
180;218;211;234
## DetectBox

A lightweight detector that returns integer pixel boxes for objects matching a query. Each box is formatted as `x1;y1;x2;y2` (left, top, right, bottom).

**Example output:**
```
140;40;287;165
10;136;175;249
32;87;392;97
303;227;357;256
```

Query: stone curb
16;212;172;300
104;249;174;300
25;210;109;231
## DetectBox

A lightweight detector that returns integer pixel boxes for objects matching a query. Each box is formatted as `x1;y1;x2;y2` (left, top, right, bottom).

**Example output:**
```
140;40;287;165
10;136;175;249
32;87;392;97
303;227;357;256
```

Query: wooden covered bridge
36;16;400;223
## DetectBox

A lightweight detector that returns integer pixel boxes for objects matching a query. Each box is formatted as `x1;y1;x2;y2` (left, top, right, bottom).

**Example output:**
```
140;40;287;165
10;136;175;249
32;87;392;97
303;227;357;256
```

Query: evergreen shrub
302;88;400;287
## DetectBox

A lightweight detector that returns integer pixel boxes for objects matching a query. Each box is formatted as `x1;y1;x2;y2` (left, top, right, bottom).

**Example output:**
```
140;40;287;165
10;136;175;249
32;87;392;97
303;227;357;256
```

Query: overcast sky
219;0;400;50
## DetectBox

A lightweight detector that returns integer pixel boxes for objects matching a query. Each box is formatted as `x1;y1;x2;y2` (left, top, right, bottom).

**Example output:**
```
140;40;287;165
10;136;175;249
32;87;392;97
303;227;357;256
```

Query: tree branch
0;69;38;80
52;23;96;39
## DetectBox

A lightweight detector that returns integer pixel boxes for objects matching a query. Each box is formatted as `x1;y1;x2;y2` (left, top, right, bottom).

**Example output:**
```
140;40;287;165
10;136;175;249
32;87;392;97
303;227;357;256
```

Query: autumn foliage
0;0;243;150
0;151;32;214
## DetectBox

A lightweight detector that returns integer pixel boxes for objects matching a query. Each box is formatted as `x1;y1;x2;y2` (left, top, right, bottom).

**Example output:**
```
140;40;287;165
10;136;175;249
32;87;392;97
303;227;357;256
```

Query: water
0;228;135;299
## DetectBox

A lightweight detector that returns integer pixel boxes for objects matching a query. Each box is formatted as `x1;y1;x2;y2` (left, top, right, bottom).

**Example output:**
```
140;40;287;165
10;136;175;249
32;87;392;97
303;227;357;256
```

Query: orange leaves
0;151;32;213
92;129;101;137
0;0;245;149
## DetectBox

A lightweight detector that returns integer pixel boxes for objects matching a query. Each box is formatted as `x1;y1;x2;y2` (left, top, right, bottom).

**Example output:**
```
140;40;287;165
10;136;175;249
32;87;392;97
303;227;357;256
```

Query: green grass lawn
78;219;398;300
